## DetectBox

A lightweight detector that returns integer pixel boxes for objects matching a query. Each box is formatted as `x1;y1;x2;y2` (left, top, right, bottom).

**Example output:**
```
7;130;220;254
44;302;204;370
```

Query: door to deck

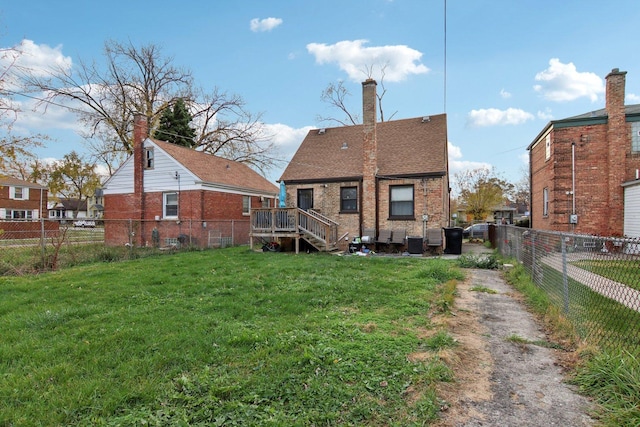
297;189;313;211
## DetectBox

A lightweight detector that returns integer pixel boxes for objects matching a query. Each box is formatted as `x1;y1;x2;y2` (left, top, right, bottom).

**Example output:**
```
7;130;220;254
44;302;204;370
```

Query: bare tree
23;40;280;176
317;65;396;126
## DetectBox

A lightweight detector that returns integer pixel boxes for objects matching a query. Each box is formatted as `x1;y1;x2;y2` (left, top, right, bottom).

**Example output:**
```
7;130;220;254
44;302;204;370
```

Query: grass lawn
0;247;464;426
571;259;640;291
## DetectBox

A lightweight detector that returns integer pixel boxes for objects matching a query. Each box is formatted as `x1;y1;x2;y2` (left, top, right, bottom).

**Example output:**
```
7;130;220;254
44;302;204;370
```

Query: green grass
0;247;465;426
571;259;640;291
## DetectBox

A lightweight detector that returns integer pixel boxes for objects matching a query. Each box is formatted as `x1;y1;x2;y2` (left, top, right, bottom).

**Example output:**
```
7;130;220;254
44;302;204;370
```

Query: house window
632;122;640;153
545;134;551;160
145;148;154;169
164;192;178;218
6;209;33;220
243;196;251;215
390;185;414;219
543;187;549;217
340;187;358;212
10;186;28;200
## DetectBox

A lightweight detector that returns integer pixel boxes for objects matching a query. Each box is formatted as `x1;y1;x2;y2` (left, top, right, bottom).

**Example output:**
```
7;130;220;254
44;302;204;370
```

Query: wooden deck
250;208;339;253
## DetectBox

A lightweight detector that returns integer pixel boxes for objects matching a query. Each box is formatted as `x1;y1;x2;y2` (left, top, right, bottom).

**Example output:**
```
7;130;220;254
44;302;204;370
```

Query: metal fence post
561;235;569;314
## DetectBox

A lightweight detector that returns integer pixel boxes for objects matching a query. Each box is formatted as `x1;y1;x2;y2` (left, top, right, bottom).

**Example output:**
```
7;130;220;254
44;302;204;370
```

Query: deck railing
250;208;338;251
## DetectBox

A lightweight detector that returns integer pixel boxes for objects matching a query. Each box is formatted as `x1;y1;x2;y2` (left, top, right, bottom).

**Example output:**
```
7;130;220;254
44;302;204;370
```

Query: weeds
456;253;501;269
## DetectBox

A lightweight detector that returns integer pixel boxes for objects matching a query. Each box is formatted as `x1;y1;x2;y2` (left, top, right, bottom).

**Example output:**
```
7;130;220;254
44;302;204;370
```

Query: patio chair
375;229;392;251
390;229;406;252
426;228;443;255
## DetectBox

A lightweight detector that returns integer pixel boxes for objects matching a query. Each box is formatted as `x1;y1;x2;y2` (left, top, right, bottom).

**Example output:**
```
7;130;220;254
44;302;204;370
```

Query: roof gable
280;114;448;182
0;176;47;190
151;139;278;194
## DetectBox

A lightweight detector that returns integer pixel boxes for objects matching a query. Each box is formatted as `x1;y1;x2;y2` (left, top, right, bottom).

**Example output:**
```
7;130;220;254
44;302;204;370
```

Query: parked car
73;220;96;228
463;223;488;239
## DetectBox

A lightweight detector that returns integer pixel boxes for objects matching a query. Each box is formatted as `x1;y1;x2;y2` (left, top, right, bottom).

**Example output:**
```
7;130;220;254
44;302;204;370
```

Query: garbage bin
443;227;463;255
407;236;424;254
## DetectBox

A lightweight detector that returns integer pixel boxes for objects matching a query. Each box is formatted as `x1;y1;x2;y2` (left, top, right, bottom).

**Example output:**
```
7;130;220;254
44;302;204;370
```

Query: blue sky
2;0;640;188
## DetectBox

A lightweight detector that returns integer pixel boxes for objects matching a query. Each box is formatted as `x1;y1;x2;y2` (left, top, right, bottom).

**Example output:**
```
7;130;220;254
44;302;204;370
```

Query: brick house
528;68;640;237
0;176;48;220
0;176;57;239
271;79;449;253
102;114;278;247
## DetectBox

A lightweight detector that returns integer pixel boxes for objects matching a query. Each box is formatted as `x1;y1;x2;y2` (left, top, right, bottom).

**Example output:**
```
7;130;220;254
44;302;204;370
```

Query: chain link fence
0;219;250;275
495;225;640;352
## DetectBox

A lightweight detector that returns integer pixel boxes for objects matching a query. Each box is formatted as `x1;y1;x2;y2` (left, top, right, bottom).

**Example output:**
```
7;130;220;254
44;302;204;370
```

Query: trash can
443;227;463;255
407;236;424;254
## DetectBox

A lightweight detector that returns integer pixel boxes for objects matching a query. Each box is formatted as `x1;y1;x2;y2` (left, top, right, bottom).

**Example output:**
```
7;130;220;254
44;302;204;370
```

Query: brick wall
104;190;260;246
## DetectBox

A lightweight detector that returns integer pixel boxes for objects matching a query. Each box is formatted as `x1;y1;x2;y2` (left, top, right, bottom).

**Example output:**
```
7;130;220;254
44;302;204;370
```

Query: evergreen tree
154;98;196;148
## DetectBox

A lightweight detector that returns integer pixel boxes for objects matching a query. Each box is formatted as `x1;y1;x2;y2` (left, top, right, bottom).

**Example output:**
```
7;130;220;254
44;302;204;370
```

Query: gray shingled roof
565;103;640;120
280;114;448;182
153;139;278;195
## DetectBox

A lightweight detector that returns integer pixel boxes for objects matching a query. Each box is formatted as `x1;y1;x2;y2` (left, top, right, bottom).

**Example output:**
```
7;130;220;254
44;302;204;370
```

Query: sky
2;0;640;190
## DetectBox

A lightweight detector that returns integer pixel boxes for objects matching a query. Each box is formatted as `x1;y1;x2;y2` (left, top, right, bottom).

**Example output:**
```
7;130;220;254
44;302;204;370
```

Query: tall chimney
133;113;148;244
605;68;627;235
362;79;377;232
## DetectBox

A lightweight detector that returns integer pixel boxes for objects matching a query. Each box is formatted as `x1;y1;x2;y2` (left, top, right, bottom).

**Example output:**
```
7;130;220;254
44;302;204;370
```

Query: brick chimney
605;68;627;235
133;113;148;244
362;79;377;232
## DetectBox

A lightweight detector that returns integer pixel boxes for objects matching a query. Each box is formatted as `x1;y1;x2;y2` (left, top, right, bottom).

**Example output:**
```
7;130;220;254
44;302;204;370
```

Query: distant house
258;79;449;253
528;68;640;237
87;188;104;218
0;176;48;220
48;198;88;220
102;114;279;247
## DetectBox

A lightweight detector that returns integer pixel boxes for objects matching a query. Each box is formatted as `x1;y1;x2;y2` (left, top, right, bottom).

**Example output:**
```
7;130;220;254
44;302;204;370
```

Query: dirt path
434;267;595;426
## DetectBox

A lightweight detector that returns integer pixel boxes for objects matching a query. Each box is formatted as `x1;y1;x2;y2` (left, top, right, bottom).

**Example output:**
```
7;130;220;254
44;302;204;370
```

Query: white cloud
537;108;553;121
500;89;511;99
533;58;604;102
627;93;640;103
467;108;534;127
250;17;283;32
306;39;429;82
1;39;72;91
447;141;491;174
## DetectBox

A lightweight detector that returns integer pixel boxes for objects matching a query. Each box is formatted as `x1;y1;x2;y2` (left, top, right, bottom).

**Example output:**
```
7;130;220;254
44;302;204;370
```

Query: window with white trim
10;186;28;200
543;187;549;217
5;209;33;220
242;196;251;215
164;192;178;218
545;134;551;160
390;185;414;218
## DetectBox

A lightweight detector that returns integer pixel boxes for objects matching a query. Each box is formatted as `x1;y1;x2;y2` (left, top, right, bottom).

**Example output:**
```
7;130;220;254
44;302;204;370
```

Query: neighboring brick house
528;68;640;237
0;176;48;220
277;79;450;252
0;176;57;239
102;114;278;247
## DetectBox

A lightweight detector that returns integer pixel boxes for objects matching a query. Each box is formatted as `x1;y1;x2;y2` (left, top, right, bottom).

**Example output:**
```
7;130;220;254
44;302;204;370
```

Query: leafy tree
455;168;513;221
23;40;282;176
154;98;196;147
46;152;102;217
0;45;47;176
